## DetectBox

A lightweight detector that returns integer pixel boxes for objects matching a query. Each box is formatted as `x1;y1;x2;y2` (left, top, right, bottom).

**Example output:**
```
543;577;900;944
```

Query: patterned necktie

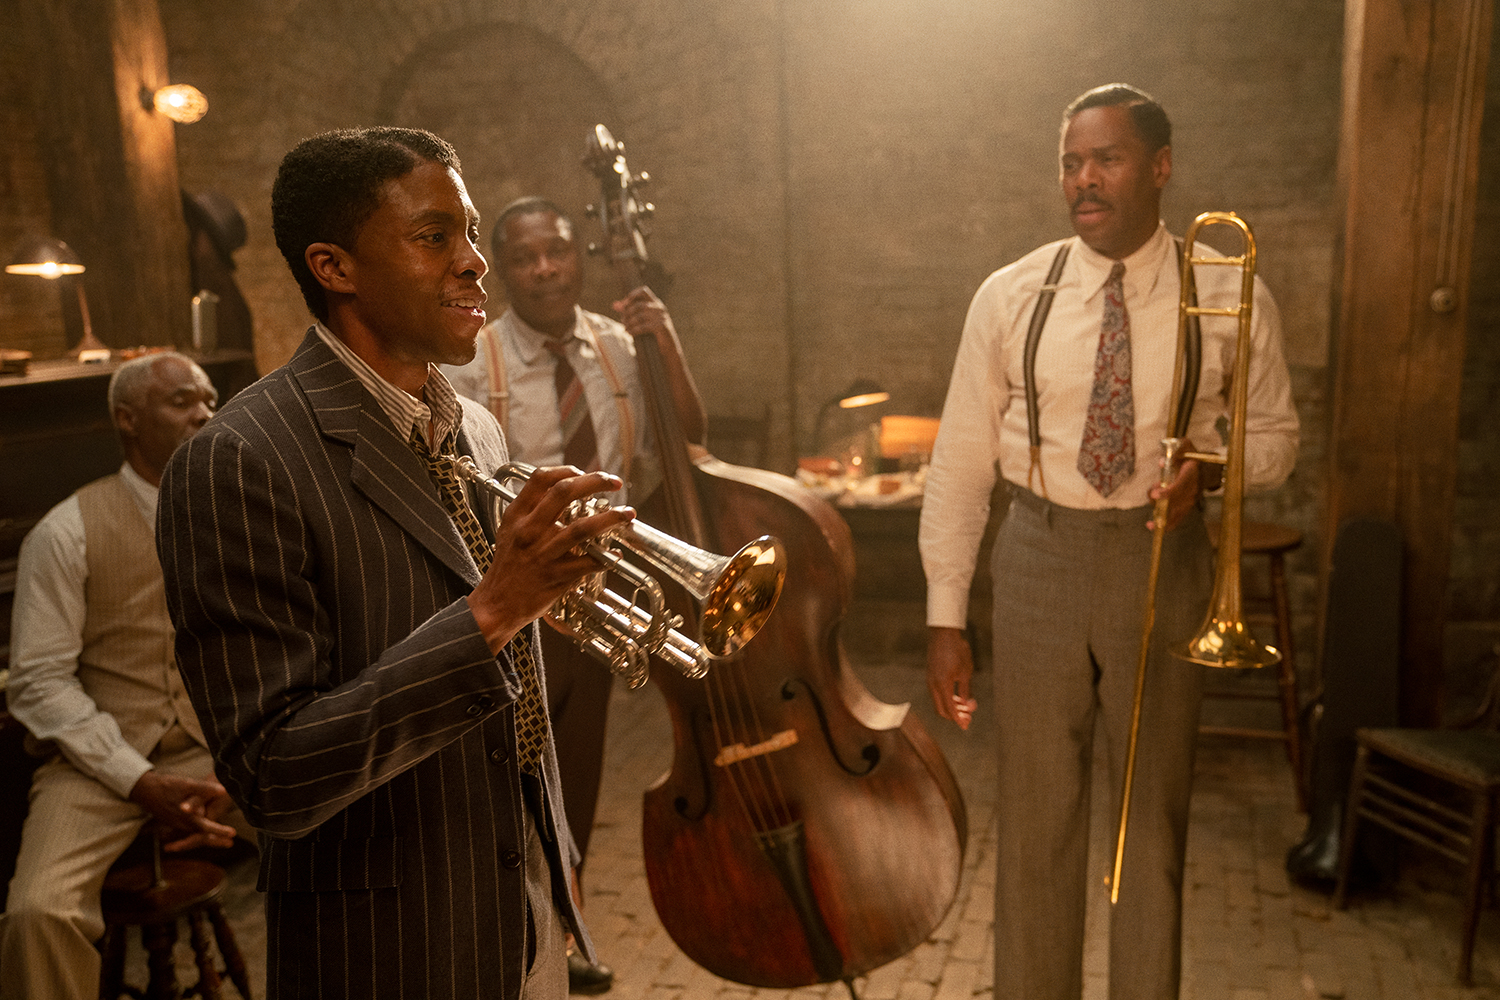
410;428;548;774
545;339;600;472
1077;261;1135;497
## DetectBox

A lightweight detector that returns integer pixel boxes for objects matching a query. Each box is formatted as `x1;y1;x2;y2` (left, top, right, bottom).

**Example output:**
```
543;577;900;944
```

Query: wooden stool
1201;520;1307;811
98;838;252;1000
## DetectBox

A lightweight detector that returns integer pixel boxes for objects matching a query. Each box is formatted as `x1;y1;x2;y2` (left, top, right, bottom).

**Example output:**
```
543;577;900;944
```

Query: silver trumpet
450;457;787;690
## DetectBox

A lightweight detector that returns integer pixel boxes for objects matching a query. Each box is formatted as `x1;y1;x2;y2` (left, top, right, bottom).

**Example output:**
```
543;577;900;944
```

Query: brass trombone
1109;212;1282;904
450;457;787;691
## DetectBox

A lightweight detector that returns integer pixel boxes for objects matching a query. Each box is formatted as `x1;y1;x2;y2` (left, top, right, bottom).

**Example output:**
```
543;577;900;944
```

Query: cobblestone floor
144;658;1500;1000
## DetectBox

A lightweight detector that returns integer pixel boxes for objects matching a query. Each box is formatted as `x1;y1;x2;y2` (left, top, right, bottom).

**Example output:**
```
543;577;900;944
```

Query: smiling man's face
339;159;489;368
1059;104;1171;260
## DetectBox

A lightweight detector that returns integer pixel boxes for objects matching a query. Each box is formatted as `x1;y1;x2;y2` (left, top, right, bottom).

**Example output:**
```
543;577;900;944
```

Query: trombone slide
1110;212;1281;906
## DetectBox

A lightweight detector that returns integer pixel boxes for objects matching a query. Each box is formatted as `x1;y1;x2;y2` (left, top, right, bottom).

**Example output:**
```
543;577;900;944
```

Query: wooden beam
1327;0;1493;725
18;0;190;350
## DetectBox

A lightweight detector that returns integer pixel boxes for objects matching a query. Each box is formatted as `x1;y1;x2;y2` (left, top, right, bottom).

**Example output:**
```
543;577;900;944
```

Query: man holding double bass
442;195;706;994
920;84;1299;1000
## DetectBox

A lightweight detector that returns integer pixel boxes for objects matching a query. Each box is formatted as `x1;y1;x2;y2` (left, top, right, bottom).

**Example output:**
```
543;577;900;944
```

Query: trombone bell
1174;619;1281;669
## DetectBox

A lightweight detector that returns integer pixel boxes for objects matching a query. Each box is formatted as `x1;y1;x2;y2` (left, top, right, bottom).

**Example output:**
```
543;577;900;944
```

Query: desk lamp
811;378;891;457
6;237;109;360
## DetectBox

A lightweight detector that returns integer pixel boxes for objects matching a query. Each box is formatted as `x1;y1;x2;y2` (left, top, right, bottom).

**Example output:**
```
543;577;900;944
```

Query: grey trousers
989;489;1212;1000
540;627;613;875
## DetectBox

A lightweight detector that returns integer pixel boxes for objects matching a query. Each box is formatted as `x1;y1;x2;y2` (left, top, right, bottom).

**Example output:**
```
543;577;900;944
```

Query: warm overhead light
149;84;208;124
6;237;109;360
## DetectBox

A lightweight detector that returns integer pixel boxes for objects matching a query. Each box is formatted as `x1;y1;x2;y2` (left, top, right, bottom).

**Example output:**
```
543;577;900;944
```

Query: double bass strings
705;658;794;833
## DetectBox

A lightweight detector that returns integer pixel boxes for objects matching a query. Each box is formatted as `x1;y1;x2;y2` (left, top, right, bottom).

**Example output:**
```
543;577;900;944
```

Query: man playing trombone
157;127;628;999
919;84;1299;1000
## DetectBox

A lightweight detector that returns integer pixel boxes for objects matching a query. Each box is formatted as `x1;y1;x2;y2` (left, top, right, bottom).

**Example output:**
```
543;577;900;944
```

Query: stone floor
128;655;1500;1000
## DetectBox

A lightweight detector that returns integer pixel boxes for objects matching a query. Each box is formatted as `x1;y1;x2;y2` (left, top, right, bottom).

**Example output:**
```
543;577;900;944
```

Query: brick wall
157;0;1343;437
152;0;1345;674
0;0;65;356
8;0;1498;697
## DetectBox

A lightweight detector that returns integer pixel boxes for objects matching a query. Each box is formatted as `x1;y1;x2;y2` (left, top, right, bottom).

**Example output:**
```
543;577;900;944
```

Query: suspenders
1020;238;1201;499
479;323;511;429
477;314;637;482
1022;244;1072;497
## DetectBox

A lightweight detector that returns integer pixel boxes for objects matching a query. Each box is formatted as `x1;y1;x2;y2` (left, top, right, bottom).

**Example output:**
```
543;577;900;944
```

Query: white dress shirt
442;306;657;502
919;223;1300;630
7;463;160;797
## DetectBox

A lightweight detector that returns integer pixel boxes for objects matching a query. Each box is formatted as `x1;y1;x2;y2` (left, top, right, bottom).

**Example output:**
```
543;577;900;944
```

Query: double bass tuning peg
583;203;599;219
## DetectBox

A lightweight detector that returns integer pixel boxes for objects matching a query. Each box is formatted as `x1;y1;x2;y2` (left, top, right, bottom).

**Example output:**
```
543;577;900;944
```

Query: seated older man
0;352;251;1000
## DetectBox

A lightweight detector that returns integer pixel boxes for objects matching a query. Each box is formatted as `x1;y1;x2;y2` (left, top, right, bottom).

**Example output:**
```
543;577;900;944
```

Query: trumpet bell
699;537;787;658
1173;617;1281;670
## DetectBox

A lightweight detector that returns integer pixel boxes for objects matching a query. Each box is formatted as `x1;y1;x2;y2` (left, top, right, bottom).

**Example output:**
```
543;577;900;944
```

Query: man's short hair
271;127;462;321
1062;83;1172;153
107;352;196;428
490;196;571;259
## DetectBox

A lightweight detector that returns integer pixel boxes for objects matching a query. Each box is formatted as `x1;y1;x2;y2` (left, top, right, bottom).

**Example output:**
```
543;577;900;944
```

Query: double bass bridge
713;728;799;767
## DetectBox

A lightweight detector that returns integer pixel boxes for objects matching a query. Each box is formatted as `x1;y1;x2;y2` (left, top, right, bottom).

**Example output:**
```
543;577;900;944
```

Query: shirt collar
119;461;158;523
504;306;584;365
314;322;463;450
1071;221;1174;303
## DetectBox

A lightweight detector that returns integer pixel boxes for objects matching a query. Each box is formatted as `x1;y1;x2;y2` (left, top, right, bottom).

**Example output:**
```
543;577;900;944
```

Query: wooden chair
1333;647;1500;985
98;832;253;1000
1200;519;1307;810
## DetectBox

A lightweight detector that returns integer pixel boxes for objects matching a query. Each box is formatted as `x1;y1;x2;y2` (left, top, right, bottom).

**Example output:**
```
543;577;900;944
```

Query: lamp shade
836;379;890;409
6;237;85;279
810;378;892;455
6;237;107;359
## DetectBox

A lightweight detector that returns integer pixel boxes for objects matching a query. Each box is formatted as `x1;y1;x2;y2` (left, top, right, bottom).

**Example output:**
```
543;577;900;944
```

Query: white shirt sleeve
1239;279;1300;491
7;496;152;798
919;271;1009;630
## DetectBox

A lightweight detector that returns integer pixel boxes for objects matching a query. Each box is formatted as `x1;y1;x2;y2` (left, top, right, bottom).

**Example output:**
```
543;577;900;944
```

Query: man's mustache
1072;195;1109;211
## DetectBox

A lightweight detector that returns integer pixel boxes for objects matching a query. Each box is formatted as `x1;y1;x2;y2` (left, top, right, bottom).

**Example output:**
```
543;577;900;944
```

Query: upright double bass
583;125;967;999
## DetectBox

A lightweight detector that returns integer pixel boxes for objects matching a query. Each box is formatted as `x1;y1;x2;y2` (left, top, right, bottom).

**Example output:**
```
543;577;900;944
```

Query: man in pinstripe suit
157;127;631;999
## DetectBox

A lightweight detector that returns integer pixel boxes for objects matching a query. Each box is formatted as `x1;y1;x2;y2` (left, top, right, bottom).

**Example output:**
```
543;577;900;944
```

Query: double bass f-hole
780;678;880;777
585;124;967;1000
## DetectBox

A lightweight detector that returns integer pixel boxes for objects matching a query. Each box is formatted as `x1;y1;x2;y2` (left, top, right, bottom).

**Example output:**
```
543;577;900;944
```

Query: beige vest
76;473;207;756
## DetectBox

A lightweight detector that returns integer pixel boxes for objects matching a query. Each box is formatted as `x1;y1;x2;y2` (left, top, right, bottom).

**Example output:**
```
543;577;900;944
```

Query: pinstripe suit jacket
157;331;589;1000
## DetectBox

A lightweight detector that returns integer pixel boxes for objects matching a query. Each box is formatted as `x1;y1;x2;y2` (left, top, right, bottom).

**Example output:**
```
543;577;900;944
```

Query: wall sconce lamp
811;378;891;454
142;83;208;124
6;237;110;360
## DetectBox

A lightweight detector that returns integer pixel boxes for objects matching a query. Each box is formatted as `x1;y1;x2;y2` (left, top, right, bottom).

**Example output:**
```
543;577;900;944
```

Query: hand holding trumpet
467;465;632;656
